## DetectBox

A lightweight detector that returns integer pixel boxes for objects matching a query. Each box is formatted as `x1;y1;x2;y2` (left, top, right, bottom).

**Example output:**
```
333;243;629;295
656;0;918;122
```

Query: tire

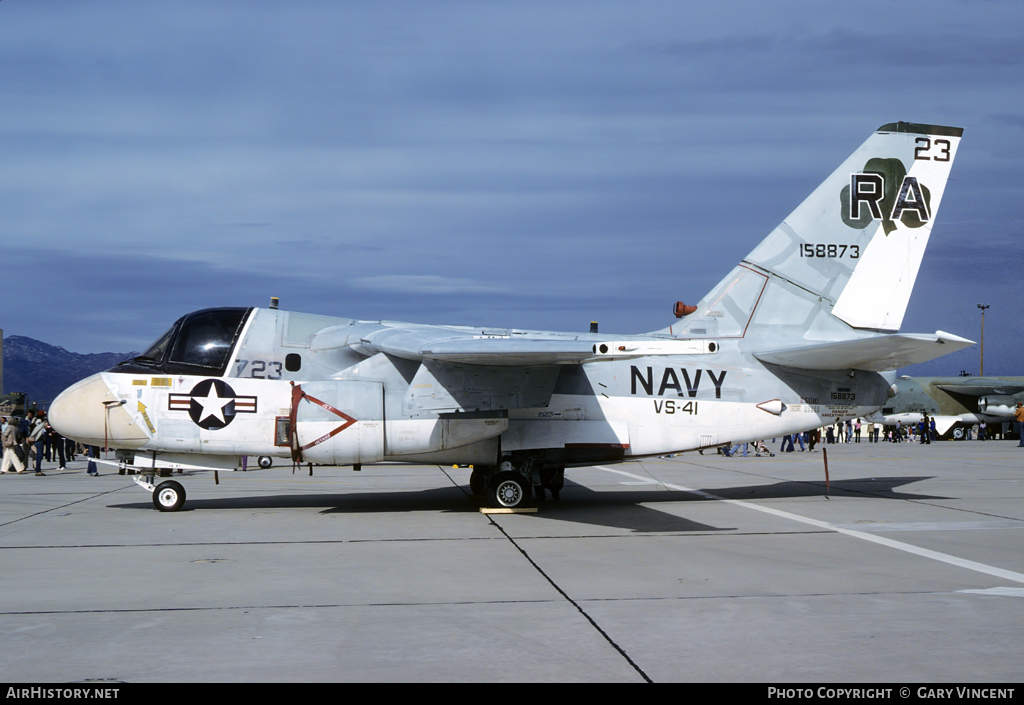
469;466;489;497
257;456;273;469
540;467;564;492
487;471;531;509
153;480;186;512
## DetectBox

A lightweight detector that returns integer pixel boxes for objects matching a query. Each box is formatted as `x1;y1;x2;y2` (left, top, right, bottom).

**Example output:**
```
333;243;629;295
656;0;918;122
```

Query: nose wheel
133;474;187;511
153;480;187;512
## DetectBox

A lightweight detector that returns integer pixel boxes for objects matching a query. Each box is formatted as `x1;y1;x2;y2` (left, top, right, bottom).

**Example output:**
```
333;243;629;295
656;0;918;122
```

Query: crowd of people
1;410;99;476
721;410;1024;457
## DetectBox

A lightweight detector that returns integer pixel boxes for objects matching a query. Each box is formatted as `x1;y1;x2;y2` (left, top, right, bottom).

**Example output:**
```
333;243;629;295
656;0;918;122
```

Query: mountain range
2;335;137;409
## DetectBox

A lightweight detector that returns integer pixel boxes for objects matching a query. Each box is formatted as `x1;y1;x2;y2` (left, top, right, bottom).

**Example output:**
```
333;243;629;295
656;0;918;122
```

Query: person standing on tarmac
1015;403;1024;447
45;422;66;471
2;417;27;474
28;413;48;476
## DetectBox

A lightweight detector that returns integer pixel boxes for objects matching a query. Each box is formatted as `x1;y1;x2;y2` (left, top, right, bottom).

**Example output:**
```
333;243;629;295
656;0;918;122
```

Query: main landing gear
470;458;565;510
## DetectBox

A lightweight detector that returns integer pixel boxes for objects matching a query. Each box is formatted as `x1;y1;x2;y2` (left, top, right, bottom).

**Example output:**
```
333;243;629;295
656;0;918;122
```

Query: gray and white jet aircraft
50;122;972;512
869;376;1024;439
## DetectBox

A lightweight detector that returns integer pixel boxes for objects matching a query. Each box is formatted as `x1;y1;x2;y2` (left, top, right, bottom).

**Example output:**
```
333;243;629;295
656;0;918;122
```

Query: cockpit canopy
114;307;252;375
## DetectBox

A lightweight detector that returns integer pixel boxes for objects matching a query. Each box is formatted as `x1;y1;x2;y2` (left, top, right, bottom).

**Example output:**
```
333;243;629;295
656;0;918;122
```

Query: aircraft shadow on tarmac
105;475;942;534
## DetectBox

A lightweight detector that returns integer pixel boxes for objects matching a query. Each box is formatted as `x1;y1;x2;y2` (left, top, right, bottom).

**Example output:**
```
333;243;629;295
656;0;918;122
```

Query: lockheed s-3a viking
49;122;972;512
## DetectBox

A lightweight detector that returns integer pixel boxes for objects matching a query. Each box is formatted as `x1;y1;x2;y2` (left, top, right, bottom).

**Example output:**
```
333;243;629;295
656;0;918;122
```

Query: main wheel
153;480;186;512
258;456;273;469
487;471;531;509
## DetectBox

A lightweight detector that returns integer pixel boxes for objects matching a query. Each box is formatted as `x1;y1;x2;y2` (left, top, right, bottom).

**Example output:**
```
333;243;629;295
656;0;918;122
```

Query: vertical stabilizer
664;122;962;338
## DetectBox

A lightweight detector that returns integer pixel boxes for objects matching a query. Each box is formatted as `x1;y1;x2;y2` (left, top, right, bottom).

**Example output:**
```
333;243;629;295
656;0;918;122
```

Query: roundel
188;379;240;430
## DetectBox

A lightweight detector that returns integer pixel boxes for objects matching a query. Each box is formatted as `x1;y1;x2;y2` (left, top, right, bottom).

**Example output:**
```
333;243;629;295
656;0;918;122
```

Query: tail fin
663;122;962;339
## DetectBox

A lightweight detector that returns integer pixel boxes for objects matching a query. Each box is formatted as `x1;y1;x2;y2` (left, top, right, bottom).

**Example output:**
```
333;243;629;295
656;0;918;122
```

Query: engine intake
978;395;1017;417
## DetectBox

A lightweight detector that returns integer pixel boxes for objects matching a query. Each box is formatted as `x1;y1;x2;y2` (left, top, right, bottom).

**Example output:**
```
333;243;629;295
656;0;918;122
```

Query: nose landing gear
133;473;187;512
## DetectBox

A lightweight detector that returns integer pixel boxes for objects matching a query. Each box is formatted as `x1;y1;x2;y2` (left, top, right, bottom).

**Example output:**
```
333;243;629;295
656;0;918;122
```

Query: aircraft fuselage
52;306;892;474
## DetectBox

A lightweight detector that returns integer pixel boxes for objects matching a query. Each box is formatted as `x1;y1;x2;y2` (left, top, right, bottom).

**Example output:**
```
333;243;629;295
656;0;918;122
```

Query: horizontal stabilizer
754;331;974;372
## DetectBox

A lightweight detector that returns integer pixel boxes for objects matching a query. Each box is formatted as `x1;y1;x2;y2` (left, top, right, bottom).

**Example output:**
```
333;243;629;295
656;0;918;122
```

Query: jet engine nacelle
977;396;1017;418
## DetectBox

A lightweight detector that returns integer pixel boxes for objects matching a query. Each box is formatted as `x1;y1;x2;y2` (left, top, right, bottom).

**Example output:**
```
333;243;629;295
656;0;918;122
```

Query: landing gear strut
536;466;565;501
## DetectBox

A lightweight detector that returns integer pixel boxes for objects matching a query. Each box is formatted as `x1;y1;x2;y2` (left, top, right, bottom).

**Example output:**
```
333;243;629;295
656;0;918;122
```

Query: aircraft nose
49;374;149;449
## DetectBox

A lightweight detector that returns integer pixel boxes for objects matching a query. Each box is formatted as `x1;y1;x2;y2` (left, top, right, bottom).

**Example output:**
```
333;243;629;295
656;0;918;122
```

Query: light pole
977;304;989;376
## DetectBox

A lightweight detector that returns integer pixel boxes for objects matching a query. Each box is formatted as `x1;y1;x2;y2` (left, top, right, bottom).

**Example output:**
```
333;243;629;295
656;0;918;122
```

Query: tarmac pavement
1;440;1022;683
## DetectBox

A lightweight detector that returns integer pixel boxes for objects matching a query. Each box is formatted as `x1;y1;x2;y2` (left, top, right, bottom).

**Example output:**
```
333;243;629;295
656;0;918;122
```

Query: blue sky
2;1;1021;376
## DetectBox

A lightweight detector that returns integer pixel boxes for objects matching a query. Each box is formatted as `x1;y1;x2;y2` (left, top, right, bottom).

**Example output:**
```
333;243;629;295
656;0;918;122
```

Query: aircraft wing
313;323;720;366
753;331;974;372
933;381;1024;397
420;338;610;366
346;325;644;366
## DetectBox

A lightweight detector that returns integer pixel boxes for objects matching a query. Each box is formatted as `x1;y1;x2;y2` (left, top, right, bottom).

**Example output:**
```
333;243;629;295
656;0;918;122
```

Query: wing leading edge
336;325;637;366
326;322;722;366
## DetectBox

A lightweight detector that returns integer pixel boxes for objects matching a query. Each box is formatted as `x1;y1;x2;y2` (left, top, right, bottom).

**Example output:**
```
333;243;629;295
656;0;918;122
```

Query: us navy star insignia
194;382;231;425
168;379;258;430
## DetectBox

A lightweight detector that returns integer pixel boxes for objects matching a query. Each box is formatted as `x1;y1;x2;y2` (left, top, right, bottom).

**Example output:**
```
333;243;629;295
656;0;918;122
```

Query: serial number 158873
800;243;860;259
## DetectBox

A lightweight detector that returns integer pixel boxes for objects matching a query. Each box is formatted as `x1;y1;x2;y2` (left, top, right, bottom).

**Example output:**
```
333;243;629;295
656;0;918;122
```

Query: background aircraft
50;122;972;511
870;376;1024;439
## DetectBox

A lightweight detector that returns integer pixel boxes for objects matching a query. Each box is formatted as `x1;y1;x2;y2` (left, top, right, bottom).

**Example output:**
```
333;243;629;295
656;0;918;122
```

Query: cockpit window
138;324;176;362
115;307;252;375
168;309;248;369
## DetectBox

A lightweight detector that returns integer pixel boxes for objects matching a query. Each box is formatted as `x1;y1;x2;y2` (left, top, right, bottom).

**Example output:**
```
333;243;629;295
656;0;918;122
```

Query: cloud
1;0;1022;375
350;275;508;296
